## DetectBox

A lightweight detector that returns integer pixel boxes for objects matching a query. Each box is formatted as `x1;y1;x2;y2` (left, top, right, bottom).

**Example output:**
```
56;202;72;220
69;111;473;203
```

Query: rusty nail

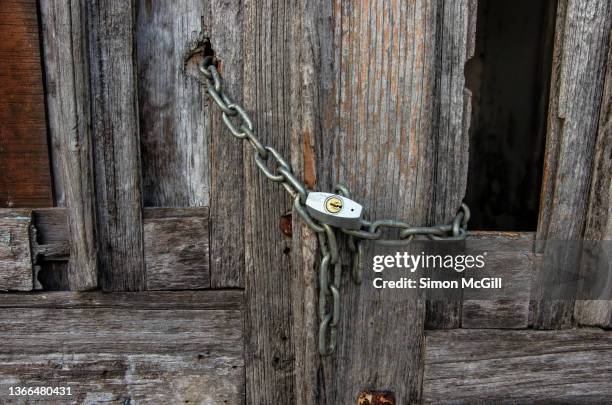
279;212;292;238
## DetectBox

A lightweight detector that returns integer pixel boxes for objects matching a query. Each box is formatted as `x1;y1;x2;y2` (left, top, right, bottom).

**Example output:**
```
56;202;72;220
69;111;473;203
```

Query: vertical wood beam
39;0;98;290
136;1;211;208
534;0;611;328
87;0;146;291
135;0;212;288
209;0;246;288
426;0;477;329
242;0;296;403
574;32;612;328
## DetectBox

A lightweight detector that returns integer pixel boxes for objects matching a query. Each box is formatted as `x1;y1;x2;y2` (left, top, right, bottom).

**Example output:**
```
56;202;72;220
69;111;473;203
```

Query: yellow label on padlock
324;196;343;214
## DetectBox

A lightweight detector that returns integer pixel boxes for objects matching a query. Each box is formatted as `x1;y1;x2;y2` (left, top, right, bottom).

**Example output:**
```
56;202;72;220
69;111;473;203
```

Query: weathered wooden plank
0;294;244;404
461;231;534;329
426;0;478;329
534;0;611;327
241;1;296;403
0;290;243;310
39;0;98;291
208;0;246;288
574;31;612;329
87;0;146;291
136;1;211;208
423;328;612;403
0;0;53;208
284;1;475;403
0;209;33;291
2;208;212;291
289;1;330;403
144;207;210;290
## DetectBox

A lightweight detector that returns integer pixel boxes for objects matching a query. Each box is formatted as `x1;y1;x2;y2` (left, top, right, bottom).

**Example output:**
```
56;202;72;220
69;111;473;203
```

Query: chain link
199;56;470;356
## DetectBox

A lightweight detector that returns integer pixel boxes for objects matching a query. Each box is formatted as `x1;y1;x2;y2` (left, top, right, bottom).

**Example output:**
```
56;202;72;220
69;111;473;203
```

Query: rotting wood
87;0;146;291
0;209;33;291
143;207;210;290
574;31;612;329
534;0;611;328
0;292;244;404
423;328;612;403
39;0;98;291
0;0;53;208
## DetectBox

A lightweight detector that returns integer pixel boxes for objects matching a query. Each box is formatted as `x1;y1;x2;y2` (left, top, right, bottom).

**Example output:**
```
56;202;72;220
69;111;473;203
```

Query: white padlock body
305;192;363;230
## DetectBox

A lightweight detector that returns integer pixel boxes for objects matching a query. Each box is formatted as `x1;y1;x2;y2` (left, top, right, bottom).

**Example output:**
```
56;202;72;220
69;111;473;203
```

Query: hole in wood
184;37;218;82
465;0;557;231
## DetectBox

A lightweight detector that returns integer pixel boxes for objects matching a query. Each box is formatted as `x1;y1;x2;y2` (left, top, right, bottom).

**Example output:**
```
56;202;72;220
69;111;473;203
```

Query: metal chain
198;56;470;356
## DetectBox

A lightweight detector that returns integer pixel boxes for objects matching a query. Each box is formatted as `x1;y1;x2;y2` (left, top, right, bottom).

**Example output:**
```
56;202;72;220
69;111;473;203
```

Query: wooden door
1;0;611;404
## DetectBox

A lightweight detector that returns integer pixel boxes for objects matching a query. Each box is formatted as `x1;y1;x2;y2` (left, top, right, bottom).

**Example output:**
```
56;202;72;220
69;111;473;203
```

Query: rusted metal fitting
357;390;396;405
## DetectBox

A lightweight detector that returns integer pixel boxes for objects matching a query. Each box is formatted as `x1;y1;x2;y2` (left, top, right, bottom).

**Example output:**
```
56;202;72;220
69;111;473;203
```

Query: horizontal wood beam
0;290;242;310
423;328;612;403
0;291;244;403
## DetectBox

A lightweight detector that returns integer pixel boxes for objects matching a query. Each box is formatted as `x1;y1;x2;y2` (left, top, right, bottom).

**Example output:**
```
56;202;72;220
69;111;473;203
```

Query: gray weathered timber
426;0;478;330
0;290;243;310
423;328;612;403
87;0;146;291
574;32;612;329
136;0;244;288
241;1;295;403
208;0;246;288
288;1;329;403
0;292;244;404
136;1;211;208
1;208;212;291
462;232;534;329
0;209;33;291
534;0;611;327
39;0;98;291
144;207;210;290
287;1;475;403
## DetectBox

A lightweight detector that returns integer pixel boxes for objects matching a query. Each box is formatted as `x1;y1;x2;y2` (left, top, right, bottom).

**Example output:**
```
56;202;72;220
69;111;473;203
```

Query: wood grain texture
144;207;210;290
0;209;33;291
0;290;243;310
426;0;477;329
39;0;98;291
0;0;53;208
574;31;612;329
87;0;146;291
0;292;244;404
2;208;212;292
461;231;534;329
534;0;611;327
241;1;296;403
423;328;612;403
136;0;244;288
288;1;476;403
289;1;329;403
208;0;246;288
136;1;211;208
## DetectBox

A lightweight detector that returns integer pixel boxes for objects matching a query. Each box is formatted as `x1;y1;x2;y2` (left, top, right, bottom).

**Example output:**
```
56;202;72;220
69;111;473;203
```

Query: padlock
305;192;363;230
